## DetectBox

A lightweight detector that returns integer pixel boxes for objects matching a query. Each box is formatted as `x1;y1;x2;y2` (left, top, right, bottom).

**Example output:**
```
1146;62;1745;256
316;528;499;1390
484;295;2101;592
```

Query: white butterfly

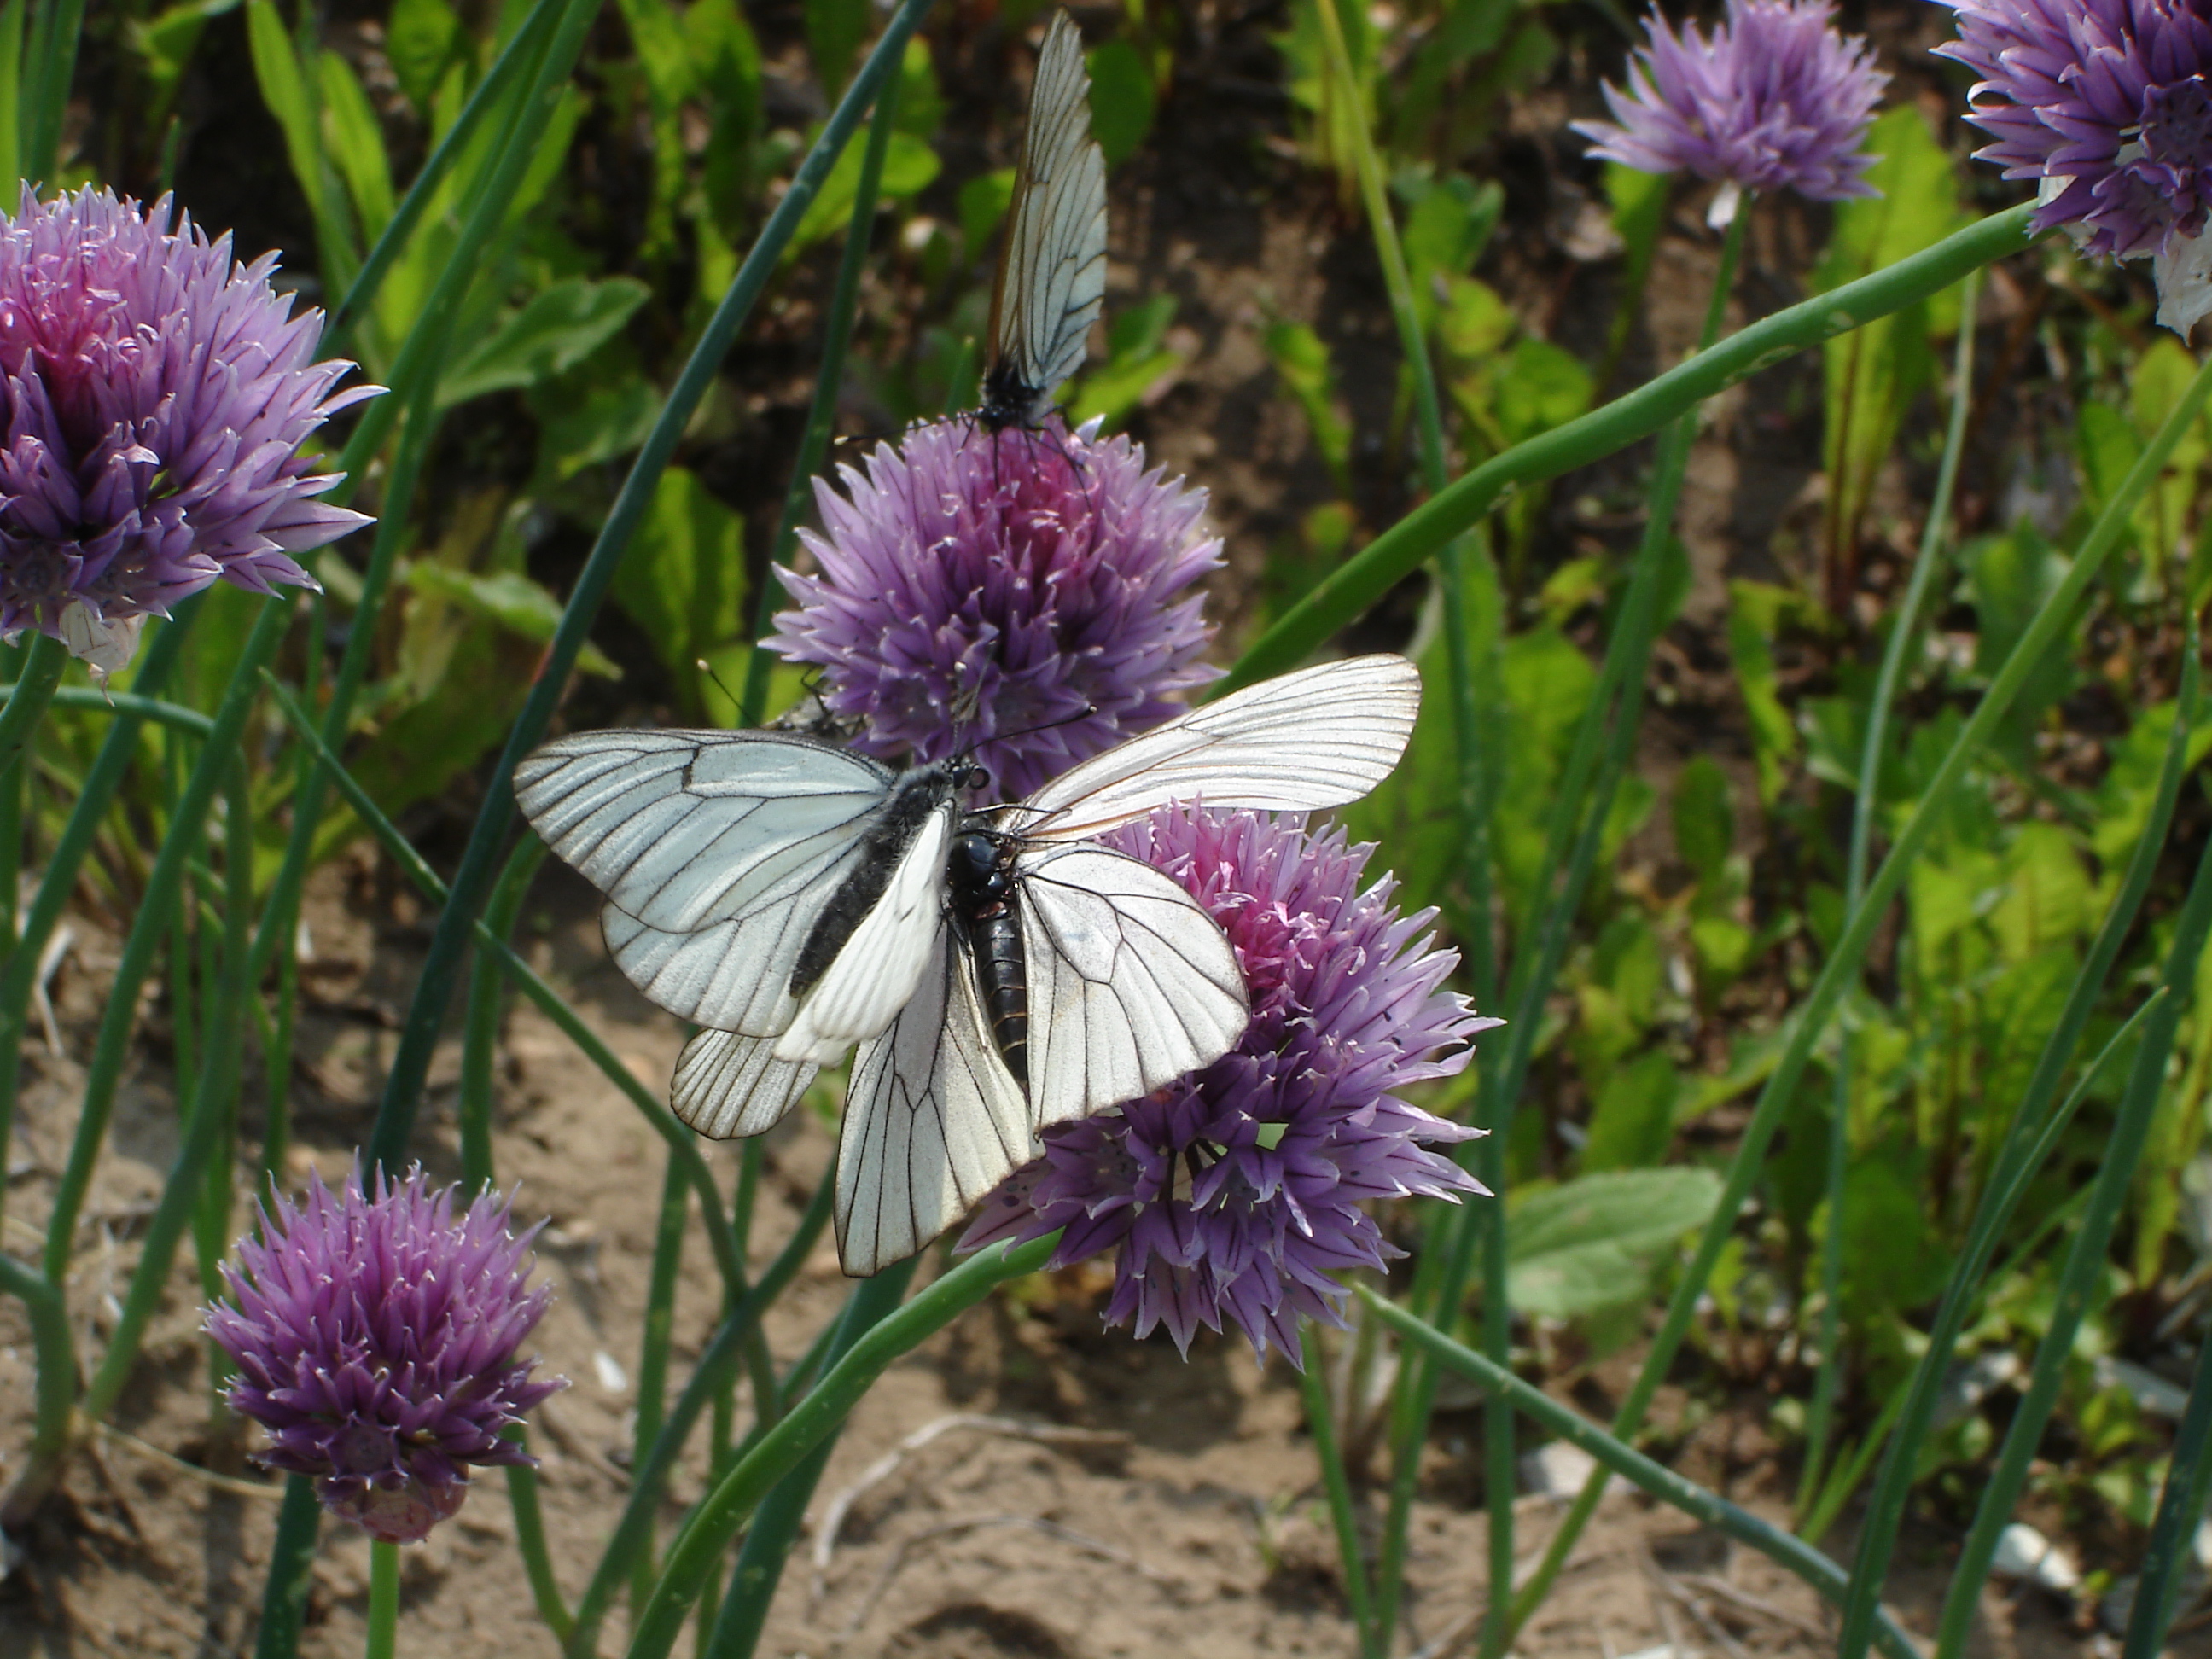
977;10;1108;433
513;655;1421;1274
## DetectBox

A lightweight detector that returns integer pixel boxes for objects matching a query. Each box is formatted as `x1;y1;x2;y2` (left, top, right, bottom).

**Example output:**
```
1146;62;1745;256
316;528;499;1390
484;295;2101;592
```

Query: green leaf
387;0;462;109
1673;754;1732;887
959;168;1016;260
319;49;395;242
1810;105;1967;566
1403;172;1500;294
1725;580;1802;804
1583;1052;1680;1173
404;566;620;678
1507;1168;1723;1319
805;0;869;100
610;468;748;719
1086;38;1154;167
789;131;943;256
1069;296;1184;430
1965;527;2076;752
438;277;651;408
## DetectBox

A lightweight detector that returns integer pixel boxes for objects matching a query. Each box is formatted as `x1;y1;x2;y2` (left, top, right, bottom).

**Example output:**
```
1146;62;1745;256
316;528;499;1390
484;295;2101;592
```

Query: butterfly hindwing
671;1027;819;1139
1018;841;1248;1126
839;928;1033;1276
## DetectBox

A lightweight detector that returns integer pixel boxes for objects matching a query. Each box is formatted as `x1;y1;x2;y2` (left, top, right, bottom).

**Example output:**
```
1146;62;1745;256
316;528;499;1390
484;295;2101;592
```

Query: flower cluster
963;807;1495;1362
205;1167;564;1545
1575;0;1887;224
771;416;1220;799
0;187;373;674
1941;0;2212;332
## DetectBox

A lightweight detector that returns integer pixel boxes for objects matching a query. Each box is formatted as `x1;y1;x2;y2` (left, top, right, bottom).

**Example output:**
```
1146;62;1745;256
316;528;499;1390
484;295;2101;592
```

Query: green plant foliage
439;277;650;408
1069;295;1186;431
609;468;748;721
1085;38;1155;166
1506;1169;1723;1319
1264;319;1353;495
1811;106;1968;582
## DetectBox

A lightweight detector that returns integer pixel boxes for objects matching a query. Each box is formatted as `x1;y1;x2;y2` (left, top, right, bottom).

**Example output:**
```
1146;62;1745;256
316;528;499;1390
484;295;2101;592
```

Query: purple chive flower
962;807;1498;1363
204;1167;565;1545
1573;0;1889;225
771;417;1220;800
1939;0;2212;333
0;187;376;675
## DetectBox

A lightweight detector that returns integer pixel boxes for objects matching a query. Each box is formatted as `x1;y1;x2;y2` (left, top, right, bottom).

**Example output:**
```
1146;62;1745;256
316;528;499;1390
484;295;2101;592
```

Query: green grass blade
368;0;940;1175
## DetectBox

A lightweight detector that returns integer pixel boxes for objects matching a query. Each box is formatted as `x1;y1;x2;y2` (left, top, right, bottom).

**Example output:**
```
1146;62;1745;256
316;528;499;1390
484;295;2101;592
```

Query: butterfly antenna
697;657;744;714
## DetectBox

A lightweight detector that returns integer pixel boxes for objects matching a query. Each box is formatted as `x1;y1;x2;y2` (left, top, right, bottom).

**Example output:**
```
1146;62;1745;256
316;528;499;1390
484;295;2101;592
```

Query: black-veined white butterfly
513;655;1421;1274
977;10;1109;433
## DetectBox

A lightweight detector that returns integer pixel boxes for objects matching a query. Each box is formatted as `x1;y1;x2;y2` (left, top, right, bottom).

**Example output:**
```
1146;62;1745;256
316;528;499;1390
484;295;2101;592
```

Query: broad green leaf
439;277;650;408
1069;296;1184;429
1673;754;1732;887
610;467;748;719
1584;1051;1679;1173
1507;1168;1722;1318
387;0;462;109
959;168;1016;259
1403;173;1501;294
789;131;943;255
319;50;395;242
805;0;869;100
1966;527;2076;753
1086;38;1155;166
404;565;620;678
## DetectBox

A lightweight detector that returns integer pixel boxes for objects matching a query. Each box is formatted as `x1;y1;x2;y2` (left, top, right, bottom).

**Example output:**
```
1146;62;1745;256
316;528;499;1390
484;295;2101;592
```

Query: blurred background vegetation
29;0;2212;1595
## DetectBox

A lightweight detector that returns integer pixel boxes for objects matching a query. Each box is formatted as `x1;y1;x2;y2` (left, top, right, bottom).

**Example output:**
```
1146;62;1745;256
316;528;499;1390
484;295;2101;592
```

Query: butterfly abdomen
972;909;1029;1087
949;827;1030;1088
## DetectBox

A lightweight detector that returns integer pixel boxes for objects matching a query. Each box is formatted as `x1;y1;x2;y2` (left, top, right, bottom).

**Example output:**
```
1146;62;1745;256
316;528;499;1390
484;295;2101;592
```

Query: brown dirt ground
0;860;2186;1659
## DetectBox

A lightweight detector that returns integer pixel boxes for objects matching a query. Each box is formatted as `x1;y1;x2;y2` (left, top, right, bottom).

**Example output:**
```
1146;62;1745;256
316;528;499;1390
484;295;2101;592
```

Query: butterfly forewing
1016;655;1423;841
514;731;904;1033
985;11;1108;424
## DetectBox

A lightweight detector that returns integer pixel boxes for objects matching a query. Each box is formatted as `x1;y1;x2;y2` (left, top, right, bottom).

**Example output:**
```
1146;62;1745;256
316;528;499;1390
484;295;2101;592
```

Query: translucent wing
1017;842;1249;1125
1014;655;1422;841
514;730;894;1034
774;812;952;1065
989;11;1107;410
837;930;1035;1276
670;1028;818;1140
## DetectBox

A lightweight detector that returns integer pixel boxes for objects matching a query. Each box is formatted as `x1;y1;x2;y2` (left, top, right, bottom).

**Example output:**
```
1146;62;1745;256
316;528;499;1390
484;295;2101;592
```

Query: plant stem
1215;204;2040;696
1930;825;2212;1658
365;1538;399;1659
626;1237;1056;1659
0;629;62;780
701;1262;919;1659
1832;640;2201;1659
1360;1288;1923;1659
1512;331;2212;1645
256;1476;323;1659
630;1150;690;1622
738;61;903;727
0;598;201;1237
1299;1325;1377;1657
562;1173;832;1659
0;1249;73;1529
2124;1311;2212;1659
369;0;939;1174
459;838;546;1191
1802;266;1982;1513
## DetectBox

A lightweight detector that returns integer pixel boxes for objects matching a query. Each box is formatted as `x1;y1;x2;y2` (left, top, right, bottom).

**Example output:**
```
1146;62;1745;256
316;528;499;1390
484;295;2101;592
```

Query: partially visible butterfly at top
514;655;1423;1276
977;10;1108;434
